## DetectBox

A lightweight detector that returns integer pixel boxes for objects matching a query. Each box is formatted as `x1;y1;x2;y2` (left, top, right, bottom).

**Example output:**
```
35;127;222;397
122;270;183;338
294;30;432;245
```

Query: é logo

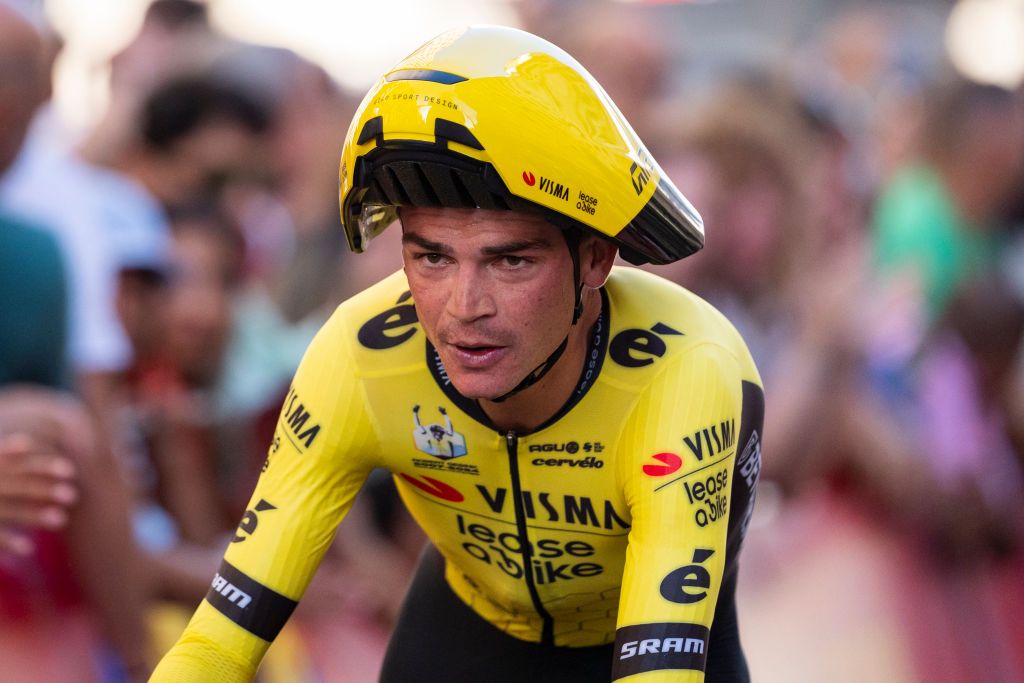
610;322;683;368
358;291;418;349
231;499;277;543
660;548;714;604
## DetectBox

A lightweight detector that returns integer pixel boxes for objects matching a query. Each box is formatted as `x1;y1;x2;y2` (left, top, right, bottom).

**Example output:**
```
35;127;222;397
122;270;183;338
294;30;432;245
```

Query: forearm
151;600;266;682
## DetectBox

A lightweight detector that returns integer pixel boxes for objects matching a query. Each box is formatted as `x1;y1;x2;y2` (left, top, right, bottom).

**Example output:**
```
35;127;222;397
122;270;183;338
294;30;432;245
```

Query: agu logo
642;452;682;477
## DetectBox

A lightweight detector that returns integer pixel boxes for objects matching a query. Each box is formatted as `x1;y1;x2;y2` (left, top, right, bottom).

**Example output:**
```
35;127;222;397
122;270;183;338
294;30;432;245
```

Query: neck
480;287;602;433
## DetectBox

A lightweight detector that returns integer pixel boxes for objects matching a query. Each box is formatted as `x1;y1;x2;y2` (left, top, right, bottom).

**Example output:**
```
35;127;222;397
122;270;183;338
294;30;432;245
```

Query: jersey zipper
505;430;555;645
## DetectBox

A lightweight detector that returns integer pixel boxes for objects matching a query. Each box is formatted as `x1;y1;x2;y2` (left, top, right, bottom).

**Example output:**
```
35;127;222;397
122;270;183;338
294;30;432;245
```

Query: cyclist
152;25;763;682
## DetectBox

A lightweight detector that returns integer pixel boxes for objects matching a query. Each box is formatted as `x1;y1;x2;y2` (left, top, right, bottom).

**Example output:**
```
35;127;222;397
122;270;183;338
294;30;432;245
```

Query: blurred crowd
1;1;1022;681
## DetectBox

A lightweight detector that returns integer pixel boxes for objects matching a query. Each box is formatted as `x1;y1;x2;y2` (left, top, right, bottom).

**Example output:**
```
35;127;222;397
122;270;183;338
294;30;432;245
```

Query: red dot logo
642;452;683;477
522;171;536;186
399;474;464;502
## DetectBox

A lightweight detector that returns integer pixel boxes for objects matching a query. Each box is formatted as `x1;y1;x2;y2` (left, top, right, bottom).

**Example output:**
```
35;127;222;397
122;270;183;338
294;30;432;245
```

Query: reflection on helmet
338;25;703;265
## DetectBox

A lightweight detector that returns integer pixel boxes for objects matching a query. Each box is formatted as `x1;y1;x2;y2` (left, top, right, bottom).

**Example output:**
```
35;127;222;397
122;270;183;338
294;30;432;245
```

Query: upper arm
152;312;381;679
612;343;758;682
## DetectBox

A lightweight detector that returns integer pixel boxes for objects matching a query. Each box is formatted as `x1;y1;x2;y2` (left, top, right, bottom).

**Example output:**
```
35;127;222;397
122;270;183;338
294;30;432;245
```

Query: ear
579;235;617;289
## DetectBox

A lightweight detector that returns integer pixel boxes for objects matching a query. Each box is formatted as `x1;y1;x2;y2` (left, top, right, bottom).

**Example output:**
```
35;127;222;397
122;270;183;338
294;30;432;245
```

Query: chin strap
491;230;584;403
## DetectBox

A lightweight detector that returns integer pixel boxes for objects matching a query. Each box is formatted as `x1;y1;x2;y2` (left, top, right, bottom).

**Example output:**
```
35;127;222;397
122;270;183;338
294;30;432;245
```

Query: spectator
80;0;213;168
0;4;151;679
872;77;1024;329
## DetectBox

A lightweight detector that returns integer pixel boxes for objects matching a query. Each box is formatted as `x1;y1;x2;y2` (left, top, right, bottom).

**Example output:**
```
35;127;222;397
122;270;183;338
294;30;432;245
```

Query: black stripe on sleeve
611;622;710;680
205;559;298;642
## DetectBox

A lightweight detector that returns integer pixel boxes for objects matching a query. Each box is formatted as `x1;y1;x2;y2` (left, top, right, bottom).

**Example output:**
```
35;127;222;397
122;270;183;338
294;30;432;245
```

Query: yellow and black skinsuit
151;267;763;681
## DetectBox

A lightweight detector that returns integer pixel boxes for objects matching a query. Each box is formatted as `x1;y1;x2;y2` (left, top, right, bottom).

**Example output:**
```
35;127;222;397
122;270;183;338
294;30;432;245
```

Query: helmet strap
491;228;584;403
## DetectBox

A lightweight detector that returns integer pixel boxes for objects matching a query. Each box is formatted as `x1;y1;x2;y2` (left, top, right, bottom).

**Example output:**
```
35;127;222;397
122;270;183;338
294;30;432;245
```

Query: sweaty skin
400;208;615;431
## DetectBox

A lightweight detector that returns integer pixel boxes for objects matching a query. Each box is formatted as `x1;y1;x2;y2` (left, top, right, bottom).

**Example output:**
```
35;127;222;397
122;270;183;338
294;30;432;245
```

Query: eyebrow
402;232;554;256
480;239;552;256
402;232;450;254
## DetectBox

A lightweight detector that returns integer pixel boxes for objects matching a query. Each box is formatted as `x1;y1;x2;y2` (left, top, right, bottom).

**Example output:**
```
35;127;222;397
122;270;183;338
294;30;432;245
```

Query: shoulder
314;270;424;369
603;267;760;386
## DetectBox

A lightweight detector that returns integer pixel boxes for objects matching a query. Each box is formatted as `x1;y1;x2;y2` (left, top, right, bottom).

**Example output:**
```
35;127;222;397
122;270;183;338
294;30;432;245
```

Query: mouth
445;342;508;368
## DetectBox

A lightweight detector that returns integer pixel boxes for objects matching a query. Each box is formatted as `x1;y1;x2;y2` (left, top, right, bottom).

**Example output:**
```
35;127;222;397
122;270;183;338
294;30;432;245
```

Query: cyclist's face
401;207;576;400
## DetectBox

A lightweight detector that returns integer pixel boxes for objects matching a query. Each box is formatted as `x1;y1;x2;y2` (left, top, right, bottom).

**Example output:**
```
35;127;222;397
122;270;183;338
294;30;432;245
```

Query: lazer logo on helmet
629;148;655;196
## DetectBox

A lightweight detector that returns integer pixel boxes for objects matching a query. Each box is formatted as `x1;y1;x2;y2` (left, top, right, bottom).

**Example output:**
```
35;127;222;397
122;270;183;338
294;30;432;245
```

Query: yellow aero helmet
339;25;703;265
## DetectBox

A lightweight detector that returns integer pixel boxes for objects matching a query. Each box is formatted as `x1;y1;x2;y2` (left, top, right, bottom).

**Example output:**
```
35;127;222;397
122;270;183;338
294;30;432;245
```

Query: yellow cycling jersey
151;266;763;682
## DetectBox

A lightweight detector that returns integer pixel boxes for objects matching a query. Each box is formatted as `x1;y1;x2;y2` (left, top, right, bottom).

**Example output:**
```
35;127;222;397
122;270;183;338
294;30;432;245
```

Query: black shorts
379;545;749;682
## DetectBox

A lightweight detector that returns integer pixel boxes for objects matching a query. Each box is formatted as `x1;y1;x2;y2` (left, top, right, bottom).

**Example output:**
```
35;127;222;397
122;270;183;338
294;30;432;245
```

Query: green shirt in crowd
0;212;69;388
873;165;1000;324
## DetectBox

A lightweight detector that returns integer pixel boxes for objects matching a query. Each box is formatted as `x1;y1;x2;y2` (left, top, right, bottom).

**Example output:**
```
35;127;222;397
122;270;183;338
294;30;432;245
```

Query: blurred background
1;0;1022;681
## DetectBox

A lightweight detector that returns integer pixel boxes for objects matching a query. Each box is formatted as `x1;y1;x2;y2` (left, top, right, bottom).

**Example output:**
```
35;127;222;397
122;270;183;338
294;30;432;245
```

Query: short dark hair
140;75;272;152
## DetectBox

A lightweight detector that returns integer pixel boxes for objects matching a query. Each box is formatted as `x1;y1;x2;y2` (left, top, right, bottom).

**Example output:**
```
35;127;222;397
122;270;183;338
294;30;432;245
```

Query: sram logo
610;322;683;368
211;573;252;609
613;622;709;678
620;636;704;659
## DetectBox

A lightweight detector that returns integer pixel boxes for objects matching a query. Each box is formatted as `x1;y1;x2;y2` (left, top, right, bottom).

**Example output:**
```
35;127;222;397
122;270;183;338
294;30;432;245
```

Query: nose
445;265;496;322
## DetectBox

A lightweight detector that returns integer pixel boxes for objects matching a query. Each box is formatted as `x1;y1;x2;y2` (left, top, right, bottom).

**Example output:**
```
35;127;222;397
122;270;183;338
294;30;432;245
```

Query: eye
500;255;527;268
415;252;449;266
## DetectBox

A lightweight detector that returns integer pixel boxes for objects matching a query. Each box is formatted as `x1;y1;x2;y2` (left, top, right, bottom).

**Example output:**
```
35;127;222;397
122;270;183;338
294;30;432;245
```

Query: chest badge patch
412;405;468;459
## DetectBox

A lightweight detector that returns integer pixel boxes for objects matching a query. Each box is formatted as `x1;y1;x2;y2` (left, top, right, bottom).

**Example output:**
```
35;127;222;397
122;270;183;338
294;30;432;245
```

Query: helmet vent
447;167;477;207
379;164;411;205
357;115;384;145
412;162;443;205
435;119;483;151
